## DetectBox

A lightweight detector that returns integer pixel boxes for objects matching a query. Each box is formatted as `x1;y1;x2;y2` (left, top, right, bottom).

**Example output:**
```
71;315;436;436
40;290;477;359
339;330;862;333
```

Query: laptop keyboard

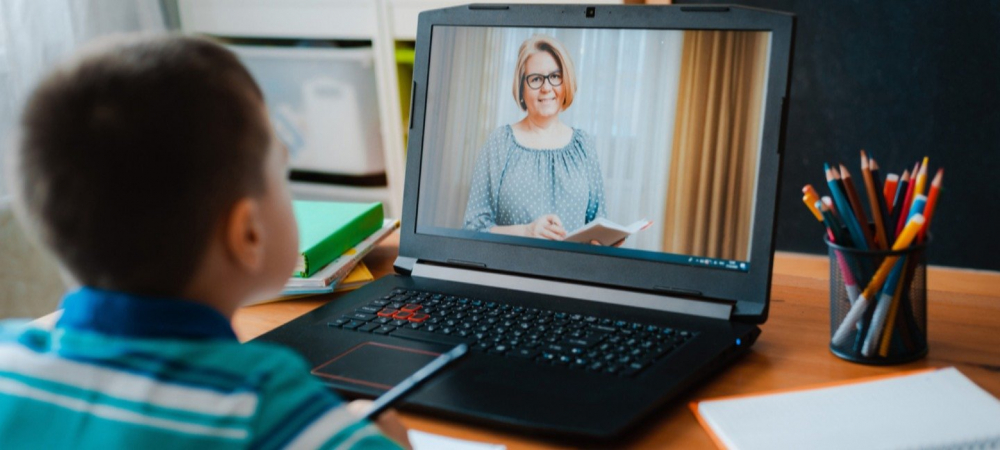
327;288;697;377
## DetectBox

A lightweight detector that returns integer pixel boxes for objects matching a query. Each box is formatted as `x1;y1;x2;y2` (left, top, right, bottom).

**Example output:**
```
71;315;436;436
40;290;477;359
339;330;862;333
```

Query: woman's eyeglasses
524;72;563;90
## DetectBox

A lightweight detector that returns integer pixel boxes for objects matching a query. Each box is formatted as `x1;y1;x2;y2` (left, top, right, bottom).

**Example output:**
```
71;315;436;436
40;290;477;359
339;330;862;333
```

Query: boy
0;34;409;448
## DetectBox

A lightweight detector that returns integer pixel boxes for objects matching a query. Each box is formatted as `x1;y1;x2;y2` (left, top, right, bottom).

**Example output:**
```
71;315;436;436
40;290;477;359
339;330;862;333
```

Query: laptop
256;3;794;440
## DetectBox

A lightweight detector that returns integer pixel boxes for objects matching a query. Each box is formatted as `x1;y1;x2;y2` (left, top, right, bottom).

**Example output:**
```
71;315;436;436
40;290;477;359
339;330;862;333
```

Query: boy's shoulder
0;319;315;391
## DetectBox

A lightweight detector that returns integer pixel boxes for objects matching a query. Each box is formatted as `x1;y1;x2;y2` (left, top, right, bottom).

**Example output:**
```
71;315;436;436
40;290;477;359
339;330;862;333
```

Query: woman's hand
525;214;566;240
346;400;411;449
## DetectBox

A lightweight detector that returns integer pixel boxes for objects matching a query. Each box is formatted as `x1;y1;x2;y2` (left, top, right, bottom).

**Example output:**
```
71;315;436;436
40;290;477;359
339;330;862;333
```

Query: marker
802;185;823;221
363;344;468;421
832;214;925;346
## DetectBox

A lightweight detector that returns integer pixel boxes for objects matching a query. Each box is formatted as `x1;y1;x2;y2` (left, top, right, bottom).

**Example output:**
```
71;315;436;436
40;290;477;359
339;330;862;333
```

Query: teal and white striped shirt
0;288;402;449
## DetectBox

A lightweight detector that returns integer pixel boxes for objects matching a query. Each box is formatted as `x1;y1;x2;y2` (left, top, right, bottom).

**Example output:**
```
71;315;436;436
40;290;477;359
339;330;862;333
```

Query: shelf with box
172;0;625;218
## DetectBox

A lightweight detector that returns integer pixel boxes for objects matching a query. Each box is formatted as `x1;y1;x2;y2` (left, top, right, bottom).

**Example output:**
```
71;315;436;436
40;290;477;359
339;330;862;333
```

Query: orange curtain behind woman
662;30;769;261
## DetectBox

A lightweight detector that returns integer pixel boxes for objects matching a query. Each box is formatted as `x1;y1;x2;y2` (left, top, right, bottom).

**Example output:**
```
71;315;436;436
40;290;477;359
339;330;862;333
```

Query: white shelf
176;0;625;218
177;0;377;39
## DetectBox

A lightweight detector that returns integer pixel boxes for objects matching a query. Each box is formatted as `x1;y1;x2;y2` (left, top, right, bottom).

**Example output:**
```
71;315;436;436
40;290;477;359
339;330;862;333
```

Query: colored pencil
869;159;892;248
840;164;875;249
819;201;860;305
894;164;919;238
882;173;899;207
920;168;943;241
860;152;888;249
913;157;929;197
825;164;868;251
888;170;910;242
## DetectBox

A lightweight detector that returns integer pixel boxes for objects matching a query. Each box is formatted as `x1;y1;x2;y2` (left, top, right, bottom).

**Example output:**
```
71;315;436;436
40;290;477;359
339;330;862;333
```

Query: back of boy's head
13;34;271;296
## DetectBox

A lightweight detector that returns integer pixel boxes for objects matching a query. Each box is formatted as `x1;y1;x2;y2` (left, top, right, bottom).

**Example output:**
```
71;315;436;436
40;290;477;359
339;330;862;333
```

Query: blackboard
678;0;1000;271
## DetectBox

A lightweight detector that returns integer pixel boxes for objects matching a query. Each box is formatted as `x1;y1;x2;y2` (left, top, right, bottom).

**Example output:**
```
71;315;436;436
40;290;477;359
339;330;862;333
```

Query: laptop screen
416;26;772;273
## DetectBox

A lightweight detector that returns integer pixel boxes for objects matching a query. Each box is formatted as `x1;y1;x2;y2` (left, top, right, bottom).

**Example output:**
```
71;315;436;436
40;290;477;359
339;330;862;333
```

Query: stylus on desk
363;344;469;421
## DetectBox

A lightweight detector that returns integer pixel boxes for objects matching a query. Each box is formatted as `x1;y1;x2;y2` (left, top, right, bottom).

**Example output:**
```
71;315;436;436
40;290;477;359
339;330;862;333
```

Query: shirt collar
57;287;237;341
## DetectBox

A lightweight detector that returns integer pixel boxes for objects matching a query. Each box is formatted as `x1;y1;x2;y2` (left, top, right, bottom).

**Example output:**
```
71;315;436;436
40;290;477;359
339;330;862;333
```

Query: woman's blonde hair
512;35;577;112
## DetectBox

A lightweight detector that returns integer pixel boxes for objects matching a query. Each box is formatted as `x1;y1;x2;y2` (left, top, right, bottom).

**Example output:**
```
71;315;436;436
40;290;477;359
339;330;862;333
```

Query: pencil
894;164;919;238
882;173;899;208
870;159;892;248
840;164;875;249
819;200;851;247
832;214;925;346
820;202;860;304
860;152;888;249
888;170;910;242
825;164;868;251
913;157;929;196
920;168;944;241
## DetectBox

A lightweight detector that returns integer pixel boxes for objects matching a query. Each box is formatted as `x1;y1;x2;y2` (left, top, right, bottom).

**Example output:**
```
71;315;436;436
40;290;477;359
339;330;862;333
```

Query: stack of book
255;200;399;305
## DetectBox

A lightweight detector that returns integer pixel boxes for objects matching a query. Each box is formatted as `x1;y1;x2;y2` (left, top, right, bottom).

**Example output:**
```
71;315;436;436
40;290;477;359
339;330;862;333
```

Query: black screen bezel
400;4;795;322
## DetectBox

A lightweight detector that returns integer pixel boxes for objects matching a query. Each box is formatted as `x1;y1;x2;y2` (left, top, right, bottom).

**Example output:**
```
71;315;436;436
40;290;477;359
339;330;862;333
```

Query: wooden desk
234;234;1000;449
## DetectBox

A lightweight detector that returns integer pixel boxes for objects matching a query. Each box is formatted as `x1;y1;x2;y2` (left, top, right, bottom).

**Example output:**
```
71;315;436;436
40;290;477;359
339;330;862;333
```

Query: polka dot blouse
463;124;607;233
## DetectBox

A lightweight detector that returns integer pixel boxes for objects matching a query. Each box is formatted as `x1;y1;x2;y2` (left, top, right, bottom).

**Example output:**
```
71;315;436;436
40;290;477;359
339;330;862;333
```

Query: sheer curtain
420;27;683;251
0;0;165;197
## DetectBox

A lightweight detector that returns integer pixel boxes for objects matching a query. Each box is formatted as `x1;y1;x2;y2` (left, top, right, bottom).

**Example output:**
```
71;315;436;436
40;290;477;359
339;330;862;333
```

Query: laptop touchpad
311;342;440;390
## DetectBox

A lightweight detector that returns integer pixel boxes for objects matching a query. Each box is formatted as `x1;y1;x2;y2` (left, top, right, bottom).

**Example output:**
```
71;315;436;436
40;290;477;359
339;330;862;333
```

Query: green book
292;200;383;278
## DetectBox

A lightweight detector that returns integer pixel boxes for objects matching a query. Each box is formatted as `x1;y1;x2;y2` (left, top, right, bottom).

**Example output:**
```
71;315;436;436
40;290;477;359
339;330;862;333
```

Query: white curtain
0;0;165;197
418;27;683;251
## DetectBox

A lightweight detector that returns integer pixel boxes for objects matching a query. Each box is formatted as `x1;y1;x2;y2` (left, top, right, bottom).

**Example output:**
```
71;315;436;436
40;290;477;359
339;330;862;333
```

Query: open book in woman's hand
563;218;653;246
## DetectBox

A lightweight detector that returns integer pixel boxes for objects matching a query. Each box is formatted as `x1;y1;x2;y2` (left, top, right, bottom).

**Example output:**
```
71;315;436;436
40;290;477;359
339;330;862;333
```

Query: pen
363;344;468;421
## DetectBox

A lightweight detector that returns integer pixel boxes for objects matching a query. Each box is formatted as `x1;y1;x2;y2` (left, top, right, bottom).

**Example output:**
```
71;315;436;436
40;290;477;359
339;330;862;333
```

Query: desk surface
234;234;1000;449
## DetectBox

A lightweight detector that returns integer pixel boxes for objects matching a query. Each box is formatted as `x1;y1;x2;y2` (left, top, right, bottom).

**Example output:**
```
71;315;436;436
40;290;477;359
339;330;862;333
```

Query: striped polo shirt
0;288;401;449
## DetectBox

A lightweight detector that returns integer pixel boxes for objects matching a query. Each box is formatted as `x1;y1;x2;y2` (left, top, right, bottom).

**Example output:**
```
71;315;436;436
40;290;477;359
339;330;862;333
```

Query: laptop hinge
410;262;733;320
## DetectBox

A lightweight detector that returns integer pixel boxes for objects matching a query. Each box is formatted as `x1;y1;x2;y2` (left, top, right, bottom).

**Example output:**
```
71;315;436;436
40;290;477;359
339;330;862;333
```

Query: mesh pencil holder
826;236;928;365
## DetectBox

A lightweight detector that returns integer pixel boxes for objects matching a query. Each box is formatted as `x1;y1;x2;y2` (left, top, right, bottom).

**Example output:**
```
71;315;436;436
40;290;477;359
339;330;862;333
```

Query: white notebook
692;367;1000;450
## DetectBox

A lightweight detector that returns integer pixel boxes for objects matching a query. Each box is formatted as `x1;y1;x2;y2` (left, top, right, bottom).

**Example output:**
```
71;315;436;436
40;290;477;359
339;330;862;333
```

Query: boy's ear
225;197;265;273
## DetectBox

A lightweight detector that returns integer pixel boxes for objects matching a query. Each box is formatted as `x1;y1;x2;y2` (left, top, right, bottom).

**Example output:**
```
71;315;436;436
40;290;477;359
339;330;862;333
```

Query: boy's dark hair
15;34;271;295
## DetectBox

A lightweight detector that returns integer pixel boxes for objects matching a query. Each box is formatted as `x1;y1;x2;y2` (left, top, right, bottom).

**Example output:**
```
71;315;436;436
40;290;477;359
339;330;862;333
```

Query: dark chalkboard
678;0;1000;271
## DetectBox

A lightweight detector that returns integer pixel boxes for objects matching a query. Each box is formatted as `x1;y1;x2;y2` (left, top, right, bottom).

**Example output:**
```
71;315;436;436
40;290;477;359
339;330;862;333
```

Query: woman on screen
463;34;608;242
